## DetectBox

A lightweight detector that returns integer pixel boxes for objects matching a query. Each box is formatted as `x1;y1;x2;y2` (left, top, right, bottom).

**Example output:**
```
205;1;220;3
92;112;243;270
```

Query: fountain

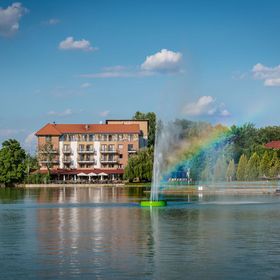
140;121;179;207
140;129;167;206
140;118;233;207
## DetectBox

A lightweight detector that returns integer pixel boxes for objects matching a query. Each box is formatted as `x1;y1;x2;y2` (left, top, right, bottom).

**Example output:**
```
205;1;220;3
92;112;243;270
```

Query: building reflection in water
35;187;155;278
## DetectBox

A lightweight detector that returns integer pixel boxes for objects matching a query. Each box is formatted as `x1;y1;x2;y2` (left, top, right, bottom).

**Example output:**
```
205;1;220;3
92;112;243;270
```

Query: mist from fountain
150;121;182;201
149;120;233;202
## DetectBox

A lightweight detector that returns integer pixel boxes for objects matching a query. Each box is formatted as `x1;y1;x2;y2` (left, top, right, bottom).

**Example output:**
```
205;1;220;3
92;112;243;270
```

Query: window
118;134;123;141
108;144;114;151
119;154;123;159
118;144;123;150
128;144;133;151
101;144;106;151
108;135;112;141
89;134;94;141
86;144;92;151
46;136;52;142
63;144;70;151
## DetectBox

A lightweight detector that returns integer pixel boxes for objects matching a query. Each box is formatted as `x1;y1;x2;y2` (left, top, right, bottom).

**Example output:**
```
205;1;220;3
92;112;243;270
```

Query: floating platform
140;200;167;207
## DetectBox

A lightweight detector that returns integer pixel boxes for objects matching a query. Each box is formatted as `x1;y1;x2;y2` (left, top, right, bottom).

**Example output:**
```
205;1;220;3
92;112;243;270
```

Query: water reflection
1;187;280;279
33;187;152;279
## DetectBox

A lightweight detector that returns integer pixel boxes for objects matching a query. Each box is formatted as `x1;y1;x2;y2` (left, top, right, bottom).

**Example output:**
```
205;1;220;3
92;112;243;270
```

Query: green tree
230;123;258;162
259;151;271;178
236;154;248;181
245;152;260;181
0;139;26;187
124;147;153;182
133;111;156;147
213;156;227;181
24;154;39;183
257;126;280;144
269;151;280;178
226;159;235;181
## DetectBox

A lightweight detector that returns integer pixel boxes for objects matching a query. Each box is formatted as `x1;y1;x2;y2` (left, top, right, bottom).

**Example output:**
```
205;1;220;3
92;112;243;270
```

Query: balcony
62;149;71;154
77;149;95;154
63;158;71;163
100;158;118;163
100;149;118;154
77;158;96;164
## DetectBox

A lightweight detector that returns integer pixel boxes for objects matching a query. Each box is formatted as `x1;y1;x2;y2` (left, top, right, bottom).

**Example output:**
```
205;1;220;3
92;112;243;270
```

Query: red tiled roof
35;123;140;136
264;141;280;149
36;123;62;136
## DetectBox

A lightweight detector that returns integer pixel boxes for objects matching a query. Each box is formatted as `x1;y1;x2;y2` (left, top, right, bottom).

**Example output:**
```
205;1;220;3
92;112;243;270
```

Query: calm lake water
1;186;280;279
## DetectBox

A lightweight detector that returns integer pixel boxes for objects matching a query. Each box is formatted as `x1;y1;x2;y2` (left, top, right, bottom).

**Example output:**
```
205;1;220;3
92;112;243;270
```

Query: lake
1;186;280;279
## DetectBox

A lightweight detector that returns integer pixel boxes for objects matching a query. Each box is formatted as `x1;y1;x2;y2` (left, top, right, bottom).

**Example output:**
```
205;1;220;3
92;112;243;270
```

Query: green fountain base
140;200;167;207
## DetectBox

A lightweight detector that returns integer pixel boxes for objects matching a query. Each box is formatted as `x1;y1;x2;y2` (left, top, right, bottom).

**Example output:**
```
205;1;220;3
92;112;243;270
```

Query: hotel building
35;120;148;181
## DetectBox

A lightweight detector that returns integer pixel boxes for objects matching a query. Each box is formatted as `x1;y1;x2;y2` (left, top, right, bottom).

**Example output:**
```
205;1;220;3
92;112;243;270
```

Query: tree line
125;117;280;183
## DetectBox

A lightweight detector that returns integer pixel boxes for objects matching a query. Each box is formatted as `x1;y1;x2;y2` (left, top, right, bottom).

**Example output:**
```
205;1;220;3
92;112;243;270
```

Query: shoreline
22;183;126;188
19;183;279;195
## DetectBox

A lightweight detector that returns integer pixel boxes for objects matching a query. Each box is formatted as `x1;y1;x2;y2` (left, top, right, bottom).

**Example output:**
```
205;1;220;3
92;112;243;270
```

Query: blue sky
1;0;280;151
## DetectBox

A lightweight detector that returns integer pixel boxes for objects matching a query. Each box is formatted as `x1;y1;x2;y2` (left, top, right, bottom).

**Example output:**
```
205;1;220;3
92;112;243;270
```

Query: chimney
85;124;89;130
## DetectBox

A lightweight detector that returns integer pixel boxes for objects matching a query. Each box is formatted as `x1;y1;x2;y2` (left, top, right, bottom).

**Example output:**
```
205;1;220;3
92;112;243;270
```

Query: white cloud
80;49;183;78
0;2;28;36
141;49;183;73
43;18;60;25
80;82;91;88
183;96;230;117
99;110;110;117
59;36;95;52
252;63;280;86
47;108;73;117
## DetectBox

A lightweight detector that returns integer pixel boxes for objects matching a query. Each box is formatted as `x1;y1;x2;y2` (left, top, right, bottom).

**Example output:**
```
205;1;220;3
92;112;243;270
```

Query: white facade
70;141;78;168
94;141;101;168
59;140;101;169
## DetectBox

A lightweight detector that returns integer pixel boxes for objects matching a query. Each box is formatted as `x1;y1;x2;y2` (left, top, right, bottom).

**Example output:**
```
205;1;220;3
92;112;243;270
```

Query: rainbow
160;127;233;182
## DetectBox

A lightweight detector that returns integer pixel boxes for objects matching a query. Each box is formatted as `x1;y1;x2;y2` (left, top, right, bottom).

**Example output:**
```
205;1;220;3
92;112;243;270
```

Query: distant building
35;120;148;181
264;141;280;149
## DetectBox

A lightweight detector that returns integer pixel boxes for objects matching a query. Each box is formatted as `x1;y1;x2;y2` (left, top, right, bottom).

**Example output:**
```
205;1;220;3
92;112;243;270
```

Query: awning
77;172;88;176
98;172;108;176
